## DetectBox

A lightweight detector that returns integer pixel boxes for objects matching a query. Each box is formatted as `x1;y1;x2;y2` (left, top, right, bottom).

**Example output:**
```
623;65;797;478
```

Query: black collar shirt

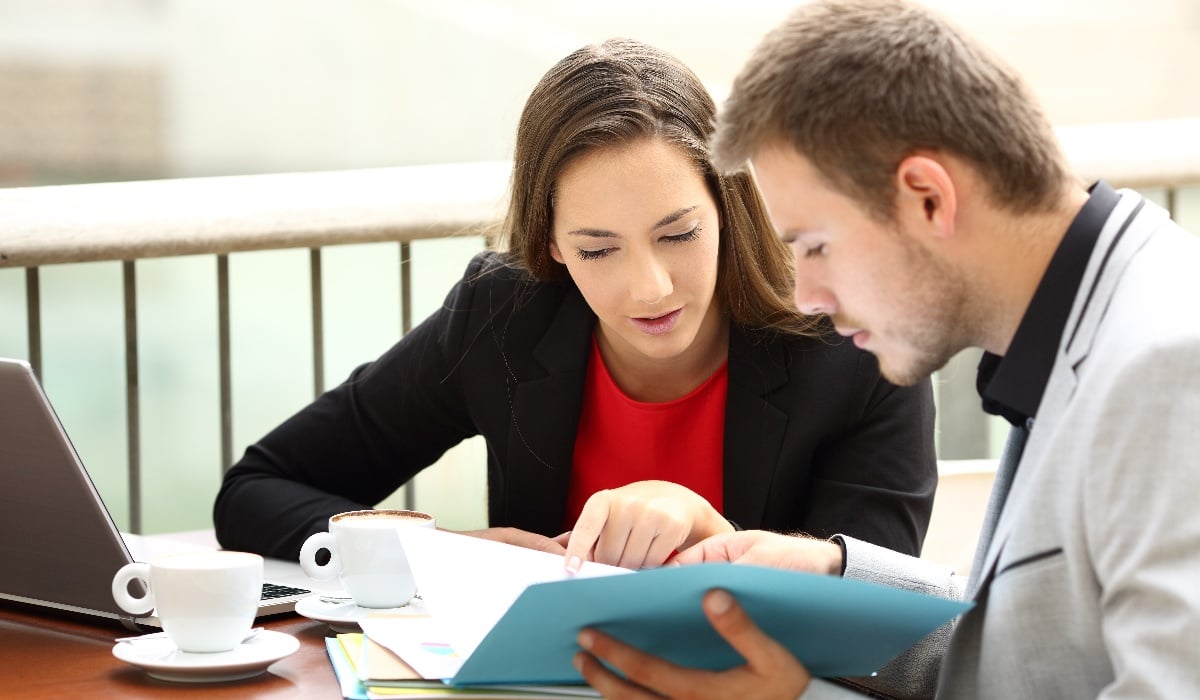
976;181;1121;428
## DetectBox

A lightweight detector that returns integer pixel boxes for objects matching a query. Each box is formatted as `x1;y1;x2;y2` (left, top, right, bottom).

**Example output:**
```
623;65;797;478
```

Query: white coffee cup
111;550;263;653
298;509;435;609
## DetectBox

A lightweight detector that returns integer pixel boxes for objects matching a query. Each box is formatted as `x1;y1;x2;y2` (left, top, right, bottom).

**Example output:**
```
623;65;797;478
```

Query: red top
564;336;728;528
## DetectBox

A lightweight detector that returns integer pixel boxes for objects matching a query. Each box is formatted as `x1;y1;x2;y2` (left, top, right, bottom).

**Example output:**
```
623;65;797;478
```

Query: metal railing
3;119;1199;533
2;162;509;532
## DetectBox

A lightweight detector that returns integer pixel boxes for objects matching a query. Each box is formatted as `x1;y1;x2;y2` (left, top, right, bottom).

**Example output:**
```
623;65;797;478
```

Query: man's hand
564;481;734;572
574;589;813;699
672;530;843;575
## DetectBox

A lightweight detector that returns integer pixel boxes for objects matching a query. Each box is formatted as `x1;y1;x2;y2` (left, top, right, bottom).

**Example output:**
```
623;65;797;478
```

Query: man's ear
549;239;565;264
895;155;957;239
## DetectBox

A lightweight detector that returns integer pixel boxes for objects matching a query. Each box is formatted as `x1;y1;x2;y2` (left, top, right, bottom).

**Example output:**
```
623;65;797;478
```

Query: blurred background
1;0;1198;536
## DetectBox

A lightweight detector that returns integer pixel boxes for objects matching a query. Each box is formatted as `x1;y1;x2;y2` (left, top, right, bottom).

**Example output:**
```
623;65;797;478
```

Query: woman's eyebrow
565;205;700;238
566;228;618;238
653;206;698;230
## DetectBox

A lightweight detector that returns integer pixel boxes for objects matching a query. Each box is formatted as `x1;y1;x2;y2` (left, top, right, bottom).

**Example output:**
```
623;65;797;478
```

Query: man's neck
965;186;1091;356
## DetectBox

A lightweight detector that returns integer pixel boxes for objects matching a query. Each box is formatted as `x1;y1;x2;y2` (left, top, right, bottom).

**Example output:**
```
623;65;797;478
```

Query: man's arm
834;536;964;700
1085;343;1200;697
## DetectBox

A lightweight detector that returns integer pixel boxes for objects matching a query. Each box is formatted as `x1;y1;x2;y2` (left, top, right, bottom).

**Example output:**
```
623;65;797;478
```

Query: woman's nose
630;256;672;305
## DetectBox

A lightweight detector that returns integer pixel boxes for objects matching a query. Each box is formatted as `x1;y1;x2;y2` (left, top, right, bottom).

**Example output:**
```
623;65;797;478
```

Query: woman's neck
596;309;730;403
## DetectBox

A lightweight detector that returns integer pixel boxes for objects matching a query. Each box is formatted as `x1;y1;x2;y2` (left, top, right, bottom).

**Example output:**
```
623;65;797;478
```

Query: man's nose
793;274;836;317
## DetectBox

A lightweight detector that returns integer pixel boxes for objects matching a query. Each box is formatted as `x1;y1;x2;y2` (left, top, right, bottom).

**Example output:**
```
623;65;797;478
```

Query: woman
213;39;937;570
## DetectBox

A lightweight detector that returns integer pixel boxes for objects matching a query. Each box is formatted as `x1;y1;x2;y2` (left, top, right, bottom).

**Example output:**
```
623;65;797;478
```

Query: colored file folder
449;562;970;687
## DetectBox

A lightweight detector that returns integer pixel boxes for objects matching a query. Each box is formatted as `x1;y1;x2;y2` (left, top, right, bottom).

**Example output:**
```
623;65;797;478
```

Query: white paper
385;528;628;671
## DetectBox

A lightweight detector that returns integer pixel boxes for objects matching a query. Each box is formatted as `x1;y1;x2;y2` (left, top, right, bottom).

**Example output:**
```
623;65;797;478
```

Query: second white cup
298;509;435;608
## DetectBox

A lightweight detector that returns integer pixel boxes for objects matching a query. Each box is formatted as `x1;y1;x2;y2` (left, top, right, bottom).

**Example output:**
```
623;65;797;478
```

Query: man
571;1;1200;698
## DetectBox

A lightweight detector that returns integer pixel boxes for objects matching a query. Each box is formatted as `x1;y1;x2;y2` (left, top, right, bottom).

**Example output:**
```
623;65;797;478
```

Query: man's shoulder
1097;222;1200;350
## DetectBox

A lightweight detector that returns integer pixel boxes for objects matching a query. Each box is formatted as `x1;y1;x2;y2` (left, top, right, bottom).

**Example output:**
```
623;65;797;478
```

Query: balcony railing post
218;254;233;473
400;241;415;511
311;248;324;398
123;260;142;534
25;267;41;380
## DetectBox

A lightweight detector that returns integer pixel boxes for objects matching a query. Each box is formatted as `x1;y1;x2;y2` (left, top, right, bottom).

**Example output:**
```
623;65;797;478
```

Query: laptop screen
0;358;137;620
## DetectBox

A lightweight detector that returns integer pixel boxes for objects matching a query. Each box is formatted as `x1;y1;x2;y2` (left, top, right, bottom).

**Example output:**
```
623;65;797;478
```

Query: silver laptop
0;357;312;630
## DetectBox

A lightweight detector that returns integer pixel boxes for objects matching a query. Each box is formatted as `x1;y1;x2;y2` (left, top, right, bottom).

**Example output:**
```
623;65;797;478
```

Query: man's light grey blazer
807;189;1200;699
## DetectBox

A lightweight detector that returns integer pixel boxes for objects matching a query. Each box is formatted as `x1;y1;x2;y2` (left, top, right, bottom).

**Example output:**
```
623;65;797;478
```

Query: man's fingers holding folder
698;589;811;692
573;589;811;699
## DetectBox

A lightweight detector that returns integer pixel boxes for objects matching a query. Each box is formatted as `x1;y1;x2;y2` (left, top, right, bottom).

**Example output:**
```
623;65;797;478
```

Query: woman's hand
458;527;568;556
564;480;734;572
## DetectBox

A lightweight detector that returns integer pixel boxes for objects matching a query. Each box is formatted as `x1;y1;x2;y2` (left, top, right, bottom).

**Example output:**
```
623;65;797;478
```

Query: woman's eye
804;243;828;259
663;225;701;244
577;248;612;261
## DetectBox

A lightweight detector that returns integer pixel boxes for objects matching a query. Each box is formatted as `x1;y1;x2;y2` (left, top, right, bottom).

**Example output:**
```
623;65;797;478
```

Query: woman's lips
631;308;682;335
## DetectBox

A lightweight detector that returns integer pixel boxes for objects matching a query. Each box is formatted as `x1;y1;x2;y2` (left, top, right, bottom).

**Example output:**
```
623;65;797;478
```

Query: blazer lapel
722;326;789;527
971;189;1162;594
966;424;1027;597
1062;192;1163;367
504;288;594;535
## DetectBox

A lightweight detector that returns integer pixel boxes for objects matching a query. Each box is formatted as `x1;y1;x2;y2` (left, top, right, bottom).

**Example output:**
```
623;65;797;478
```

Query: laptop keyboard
262;582;311;600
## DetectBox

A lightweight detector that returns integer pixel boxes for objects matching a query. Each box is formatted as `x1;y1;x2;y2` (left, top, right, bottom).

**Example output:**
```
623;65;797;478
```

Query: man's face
750;146;970;385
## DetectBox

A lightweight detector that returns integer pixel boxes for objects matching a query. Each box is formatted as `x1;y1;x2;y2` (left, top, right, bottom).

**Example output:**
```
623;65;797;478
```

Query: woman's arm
212;254;499;559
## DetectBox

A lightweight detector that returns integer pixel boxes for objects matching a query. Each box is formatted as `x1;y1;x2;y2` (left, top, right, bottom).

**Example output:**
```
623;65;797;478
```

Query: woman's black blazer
214;252;937;560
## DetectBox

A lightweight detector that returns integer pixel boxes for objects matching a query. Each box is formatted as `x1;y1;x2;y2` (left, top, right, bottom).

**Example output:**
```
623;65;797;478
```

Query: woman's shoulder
451;250;550;298
443;249;579;322
735;322;849;354
733;322;883;381
459;250;531;285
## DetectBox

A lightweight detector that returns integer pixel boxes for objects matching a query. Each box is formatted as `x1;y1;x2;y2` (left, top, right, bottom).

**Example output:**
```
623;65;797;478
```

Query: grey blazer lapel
966;423;1027;596
971;189;1162;591
504;288;594;535
722;327;789;526
1061;192;1164;367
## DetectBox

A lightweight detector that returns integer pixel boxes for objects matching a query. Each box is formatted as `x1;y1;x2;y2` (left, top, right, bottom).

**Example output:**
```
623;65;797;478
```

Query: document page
380;527;628;677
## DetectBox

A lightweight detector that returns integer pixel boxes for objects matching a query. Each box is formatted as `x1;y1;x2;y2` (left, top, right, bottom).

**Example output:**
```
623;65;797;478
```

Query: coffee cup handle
111;562;155;615
299;531;341;580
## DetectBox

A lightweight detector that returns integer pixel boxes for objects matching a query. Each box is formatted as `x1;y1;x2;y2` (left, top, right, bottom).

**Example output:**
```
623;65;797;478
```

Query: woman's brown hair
498;38;817;336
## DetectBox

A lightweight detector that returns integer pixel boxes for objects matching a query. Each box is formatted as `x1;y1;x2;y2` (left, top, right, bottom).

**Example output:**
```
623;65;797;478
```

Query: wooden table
0;600;342;698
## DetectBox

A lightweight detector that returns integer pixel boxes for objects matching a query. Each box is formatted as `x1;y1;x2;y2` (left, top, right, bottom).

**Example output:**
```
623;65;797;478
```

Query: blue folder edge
451;562;971;687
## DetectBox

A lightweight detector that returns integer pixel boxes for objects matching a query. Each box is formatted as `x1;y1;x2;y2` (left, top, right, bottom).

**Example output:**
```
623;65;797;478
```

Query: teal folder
450;562;970;687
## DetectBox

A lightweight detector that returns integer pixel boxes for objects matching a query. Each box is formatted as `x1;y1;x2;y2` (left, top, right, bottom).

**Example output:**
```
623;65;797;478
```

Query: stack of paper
324;632;598;699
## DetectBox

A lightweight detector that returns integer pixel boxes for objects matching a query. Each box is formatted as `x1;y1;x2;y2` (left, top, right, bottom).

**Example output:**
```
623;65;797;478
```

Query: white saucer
294;593;430;632
112;629;300;683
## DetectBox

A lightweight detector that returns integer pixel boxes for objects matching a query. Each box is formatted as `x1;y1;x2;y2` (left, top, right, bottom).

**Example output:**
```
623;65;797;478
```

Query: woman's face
550;138;724;367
